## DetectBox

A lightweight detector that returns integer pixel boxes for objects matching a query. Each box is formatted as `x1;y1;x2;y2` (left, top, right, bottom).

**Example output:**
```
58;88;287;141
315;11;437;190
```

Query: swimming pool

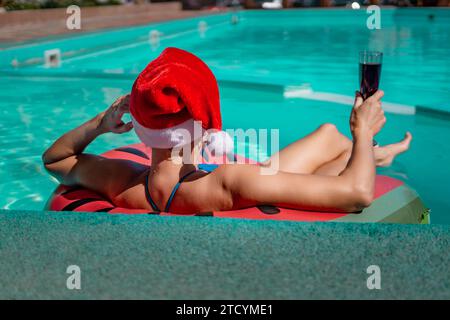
0;8;449;223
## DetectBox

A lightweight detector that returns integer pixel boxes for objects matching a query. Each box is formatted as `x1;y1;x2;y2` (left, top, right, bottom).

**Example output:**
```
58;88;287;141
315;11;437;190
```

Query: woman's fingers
118;95;131;113
373;117;386;136
114;121;133;134
353;91;364;109
110;94;130;112
368;90;384;102
372;111;387;135
349;89;386;137
112;96;131;121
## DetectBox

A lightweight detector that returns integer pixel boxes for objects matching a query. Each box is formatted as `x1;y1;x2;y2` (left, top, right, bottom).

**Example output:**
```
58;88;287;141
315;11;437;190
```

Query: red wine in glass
359;62;382;100
359;51;383;146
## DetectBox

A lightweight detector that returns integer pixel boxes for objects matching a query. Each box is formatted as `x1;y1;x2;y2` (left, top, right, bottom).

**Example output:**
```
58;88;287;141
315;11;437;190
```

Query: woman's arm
42;95;137;197
42;113;104;174
218;91;386;213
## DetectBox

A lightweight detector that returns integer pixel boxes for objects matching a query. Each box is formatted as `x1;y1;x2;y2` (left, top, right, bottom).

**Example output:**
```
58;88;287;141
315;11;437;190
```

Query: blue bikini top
145;164;219;213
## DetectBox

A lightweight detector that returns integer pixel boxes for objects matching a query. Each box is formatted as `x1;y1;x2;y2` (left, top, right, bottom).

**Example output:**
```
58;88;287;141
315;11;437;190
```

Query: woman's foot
374;132;412;167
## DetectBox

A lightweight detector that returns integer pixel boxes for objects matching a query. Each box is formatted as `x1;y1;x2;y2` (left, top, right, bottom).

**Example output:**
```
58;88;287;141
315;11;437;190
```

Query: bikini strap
163;169;198;213
145;172;161;212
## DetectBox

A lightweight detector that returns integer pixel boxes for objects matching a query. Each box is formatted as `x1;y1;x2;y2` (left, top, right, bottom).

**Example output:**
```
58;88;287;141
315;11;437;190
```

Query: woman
43;48;411;214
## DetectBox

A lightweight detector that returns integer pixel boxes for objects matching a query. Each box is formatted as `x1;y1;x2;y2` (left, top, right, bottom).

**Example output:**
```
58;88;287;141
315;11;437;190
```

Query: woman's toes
398;132;412;152
375;132;412;167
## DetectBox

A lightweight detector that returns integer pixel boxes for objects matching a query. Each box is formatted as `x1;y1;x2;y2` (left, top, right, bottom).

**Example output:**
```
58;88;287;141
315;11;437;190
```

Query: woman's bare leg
314;149;352;176
268;123;351;174
269;123;412;176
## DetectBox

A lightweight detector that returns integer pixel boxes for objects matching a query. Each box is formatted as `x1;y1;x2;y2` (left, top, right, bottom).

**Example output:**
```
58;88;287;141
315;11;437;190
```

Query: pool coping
0;209;449;299
0;3;223;48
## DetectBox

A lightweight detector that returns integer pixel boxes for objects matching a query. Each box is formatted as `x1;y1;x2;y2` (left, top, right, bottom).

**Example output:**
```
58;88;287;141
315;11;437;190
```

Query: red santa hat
130;47;233;155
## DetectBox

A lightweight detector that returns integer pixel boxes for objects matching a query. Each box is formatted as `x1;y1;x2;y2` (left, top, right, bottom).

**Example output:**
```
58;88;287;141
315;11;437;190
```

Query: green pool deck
0;209;449;300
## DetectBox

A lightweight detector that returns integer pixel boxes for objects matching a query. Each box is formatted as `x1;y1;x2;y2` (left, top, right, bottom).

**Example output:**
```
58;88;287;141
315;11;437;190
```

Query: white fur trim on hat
132;115;234;155
132;116;200;149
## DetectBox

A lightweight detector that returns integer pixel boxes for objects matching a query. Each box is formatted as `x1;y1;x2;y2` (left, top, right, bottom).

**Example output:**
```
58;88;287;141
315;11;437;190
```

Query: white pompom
204;131;234;156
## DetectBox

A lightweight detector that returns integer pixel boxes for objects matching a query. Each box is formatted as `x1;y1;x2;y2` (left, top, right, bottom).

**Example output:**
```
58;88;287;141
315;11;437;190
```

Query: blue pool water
0;8;449;223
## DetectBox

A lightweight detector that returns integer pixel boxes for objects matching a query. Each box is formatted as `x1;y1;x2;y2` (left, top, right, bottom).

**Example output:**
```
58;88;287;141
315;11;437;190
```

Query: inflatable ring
45;143;430;224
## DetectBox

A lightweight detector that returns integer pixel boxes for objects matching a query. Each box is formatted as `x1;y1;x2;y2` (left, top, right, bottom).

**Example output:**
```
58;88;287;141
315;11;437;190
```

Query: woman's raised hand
350;90;386;137
98;94;133;134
